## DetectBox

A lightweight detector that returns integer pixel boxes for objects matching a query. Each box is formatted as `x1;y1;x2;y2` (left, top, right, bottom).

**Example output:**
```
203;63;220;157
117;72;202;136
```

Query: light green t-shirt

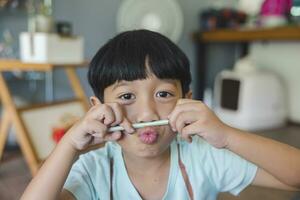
64;136;257;200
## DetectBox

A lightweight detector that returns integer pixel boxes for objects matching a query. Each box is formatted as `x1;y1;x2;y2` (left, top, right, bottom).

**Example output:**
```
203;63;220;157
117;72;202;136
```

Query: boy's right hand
63;103;134;152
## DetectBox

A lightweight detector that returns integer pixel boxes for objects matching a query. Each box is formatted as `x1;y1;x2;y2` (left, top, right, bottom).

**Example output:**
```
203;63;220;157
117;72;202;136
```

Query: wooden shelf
0;59;89;72
193;26;300;42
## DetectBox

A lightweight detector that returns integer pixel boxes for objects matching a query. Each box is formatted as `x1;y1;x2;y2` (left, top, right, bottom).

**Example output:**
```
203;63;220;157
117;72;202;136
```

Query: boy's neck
122;147;171;174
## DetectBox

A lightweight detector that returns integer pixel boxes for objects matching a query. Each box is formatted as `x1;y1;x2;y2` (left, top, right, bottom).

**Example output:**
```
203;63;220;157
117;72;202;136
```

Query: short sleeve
63;158;96;200
192;137;258;196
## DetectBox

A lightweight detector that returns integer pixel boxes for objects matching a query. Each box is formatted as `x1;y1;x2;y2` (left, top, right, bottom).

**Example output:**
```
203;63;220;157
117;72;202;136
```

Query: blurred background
1;0;300;199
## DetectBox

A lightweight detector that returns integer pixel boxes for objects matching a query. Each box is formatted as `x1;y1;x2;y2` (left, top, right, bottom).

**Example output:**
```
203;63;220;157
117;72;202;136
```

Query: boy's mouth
138;128;159;144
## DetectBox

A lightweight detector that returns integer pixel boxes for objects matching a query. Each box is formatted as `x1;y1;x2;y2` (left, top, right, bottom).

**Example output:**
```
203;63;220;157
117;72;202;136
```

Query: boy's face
103;73;183;158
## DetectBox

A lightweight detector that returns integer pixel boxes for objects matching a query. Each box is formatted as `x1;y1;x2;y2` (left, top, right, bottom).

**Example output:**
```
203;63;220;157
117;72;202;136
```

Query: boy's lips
137;127;159;144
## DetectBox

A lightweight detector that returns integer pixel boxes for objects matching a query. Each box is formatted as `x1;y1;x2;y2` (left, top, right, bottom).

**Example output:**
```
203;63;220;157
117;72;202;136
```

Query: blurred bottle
260;0;292;27
291;0;300;24
0;29;17;59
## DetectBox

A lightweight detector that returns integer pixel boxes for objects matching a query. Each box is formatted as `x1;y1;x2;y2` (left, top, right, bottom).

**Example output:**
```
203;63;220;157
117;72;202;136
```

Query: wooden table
192;26;300;100
0;59;89;175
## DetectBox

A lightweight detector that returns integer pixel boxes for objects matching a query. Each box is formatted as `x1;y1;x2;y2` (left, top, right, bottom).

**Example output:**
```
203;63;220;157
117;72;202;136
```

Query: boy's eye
156;91;173;98
119;93;135;100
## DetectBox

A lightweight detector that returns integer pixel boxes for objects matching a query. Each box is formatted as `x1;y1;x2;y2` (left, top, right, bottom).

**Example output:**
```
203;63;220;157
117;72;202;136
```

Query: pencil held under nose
108;119;169;132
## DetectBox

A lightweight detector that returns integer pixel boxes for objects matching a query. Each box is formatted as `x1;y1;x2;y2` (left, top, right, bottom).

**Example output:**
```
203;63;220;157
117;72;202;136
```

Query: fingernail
128;128;135;134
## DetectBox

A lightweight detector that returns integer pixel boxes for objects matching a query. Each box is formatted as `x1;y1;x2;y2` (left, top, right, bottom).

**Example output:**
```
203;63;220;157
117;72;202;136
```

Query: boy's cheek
121;105;137;122
158;104;176;118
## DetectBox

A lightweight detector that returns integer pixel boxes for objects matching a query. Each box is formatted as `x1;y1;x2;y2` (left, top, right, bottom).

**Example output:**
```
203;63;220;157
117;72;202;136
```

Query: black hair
88;29;191;102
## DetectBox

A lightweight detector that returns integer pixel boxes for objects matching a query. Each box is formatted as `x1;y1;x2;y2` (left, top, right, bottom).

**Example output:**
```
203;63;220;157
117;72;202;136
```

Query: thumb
120;118;134;134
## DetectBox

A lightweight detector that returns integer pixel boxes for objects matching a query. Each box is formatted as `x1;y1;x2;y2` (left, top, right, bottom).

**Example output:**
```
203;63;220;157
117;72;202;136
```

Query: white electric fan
117;0;184;43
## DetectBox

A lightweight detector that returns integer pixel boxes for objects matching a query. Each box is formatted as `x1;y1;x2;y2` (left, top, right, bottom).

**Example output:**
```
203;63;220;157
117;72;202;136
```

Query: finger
85;119;107;133
119;118;134;134
174;111;199;134
174;123;193;143
104;131;122;141
181;134;193;143
181;122;202;136
168;102;193;128
168;102;203;132
90;136;105;146
175;98;196;105
89;104;115;125
107;103;124;126
101;105;115;125
179;126;195;143
87;120;108;139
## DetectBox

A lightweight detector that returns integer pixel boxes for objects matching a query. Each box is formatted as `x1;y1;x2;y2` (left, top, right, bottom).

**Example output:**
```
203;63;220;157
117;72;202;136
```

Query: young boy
22;30;300;200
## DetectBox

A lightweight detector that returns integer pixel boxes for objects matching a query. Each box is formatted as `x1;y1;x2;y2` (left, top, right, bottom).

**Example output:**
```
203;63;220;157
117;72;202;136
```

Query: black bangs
88;30;191;102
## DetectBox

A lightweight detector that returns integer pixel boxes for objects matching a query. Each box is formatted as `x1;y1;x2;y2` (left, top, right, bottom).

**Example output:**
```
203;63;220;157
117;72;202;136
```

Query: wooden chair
0;59;89;175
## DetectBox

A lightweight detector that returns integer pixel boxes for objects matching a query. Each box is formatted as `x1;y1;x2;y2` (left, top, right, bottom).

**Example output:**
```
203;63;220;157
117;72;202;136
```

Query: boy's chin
132;146;170;159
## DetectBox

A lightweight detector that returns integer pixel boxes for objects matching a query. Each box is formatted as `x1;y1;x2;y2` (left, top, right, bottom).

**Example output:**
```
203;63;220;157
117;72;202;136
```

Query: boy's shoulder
177;136;236;165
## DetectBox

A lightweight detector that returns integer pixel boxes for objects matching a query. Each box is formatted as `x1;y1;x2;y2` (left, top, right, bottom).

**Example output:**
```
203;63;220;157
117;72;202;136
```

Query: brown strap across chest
109;144;194;200
110;158;114;200
177;143;194;200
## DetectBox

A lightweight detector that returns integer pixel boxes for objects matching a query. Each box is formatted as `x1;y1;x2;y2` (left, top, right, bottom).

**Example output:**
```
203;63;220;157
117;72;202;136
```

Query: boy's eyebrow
112;81;129;91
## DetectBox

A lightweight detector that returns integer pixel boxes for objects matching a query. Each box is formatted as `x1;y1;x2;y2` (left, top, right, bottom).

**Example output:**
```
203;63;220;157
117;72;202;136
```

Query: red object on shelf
52;128;66;143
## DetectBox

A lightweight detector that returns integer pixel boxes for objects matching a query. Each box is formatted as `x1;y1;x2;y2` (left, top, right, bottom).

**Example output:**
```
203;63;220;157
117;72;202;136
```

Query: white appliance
250;42;300;123
117;0;183;43
213;60;287;131
20;32;84;64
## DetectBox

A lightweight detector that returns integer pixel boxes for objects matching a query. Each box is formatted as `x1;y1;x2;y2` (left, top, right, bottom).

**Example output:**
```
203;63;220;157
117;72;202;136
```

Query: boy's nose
136;100;159;123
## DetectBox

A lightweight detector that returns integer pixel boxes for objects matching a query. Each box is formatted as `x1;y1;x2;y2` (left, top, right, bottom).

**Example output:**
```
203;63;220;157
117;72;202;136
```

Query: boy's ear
89;96;101;106
184;90;193;99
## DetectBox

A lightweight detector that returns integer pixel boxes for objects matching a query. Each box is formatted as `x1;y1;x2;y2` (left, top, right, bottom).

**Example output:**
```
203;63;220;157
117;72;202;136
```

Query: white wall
250;42;300;123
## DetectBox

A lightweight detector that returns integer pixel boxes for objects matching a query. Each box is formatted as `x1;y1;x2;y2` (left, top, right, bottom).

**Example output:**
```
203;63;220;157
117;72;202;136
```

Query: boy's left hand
168;99;230;148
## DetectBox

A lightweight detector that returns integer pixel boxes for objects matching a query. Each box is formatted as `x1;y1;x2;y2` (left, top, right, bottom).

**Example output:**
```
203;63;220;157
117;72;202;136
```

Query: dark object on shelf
0;0;26;9
56;21;73;37
200;8;247;31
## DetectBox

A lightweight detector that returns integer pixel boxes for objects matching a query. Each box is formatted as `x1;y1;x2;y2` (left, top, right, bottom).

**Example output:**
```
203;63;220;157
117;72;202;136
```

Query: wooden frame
0;59;89;175
19;100;85;161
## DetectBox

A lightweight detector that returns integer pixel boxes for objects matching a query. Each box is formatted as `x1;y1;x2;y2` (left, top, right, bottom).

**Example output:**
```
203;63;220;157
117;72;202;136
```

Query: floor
1;125;300;200
0;149;31;200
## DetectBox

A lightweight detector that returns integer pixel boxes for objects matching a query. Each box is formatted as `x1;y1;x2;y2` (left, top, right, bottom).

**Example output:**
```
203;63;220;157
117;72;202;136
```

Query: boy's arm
169;99;300;191
21;102;132;200
253;168;299;191
226;127;300;190
60;189;77;199
21;137;79;200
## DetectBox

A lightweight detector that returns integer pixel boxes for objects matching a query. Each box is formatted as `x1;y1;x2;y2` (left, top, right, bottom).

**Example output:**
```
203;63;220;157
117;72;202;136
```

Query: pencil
108;119;169;132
